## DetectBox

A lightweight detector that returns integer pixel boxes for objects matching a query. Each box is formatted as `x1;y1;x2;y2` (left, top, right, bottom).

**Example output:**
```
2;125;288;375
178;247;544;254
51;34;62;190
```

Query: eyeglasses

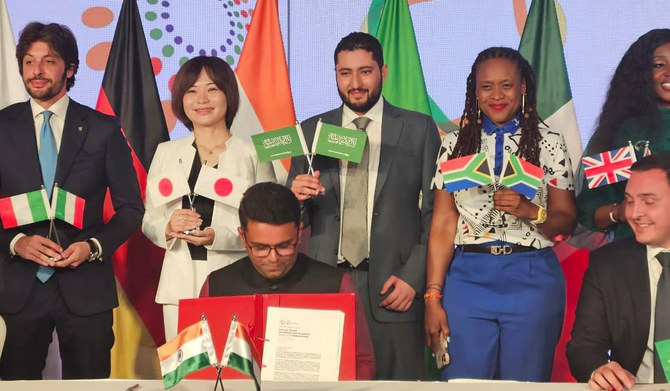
244;236;298;257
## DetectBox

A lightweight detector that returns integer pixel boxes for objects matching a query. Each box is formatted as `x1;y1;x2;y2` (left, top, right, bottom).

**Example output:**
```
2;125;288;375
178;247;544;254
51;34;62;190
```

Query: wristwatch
531;205;547;225
85;239;101;262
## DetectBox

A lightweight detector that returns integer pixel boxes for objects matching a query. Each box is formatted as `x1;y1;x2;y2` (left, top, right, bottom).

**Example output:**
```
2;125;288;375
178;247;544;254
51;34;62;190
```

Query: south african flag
501;154;544;199
440;152;492;193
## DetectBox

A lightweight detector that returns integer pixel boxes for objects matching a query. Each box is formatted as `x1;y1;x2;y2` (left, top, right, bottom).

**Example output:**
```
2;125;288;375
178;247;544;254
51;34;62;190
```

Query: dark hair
588;29;670;154
630;152;670;185
239;182;301;231
450;47;543;166
16;22;79;91
334;32;384;68
171;56;239;130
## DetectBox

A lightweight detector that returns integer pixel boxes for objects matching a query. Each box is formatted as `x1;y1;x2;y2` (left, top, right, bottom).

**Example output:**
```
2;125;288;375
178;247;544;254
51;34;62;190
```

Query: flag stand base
212;365;224;391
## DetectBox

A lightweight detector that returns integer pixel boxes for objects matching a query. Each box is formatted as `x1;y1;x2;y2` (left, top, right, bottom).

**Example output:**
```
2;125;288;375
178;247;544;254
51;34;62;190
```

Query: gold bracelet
424;292;443;299
609;203;618;223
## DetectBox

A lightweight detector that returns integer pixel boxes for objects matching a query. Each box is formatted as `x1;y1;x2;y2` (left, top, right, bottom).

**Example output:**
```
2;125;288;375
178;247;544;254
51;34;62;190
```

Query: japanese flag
194;165;248;208
146;170;190;208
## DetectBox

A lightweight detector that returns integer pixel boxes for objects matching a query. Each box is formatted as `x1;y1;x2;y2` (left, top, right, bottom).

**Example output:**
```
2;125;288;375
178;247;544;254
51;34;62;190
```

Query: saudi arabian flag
222;318;261;391
157;318;218;389
312;121;368;163
0;189;50;229
52;186;85;229
251;124;309;163
366;0;457;132
519;0;582;170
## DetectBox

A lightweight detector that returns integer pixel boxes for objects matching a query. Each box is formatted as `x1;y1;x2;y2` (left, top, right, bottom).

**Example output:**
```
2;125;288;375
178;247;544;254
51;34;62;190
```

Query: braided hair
450;47;543;166
587;29;670;154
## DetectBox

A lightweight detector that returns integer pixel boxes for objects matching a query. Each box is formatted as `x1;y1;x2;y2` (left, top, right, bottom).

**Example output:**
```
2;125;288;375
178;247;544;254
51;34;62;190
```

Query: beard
24;73;67;102
338;83;383;114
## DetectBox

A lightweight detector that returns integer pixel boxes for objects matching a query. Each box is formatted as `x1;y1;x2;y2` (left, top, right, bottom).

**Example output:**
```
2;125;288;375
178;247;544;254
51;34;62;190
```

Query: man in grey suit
287;32;440;380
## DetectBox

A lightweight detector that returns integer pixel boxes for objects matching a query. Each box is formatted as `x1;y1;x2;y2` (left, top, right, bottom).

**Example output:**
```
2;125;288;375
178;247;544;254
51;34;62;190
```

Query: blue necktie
37;110;56;283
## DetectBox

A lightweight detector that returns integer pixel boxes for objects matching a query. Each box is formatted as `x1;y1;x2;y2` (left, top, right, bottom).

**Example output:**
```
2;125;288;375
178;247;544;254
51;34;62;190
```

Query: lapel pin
78;126;83;132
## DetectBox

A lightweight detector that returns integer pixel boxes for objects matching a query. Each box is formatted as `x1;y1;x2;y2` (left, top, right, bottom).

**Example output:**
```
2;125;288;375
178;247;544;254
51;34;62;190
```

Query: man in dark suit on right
287;32;440;380
567;152;670;390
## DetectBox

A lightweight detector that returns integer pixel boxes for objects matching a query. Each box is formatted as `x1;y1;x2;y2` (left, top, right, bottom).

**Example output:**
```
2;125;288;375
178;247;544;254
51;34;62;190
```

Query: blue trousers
441;246;565;381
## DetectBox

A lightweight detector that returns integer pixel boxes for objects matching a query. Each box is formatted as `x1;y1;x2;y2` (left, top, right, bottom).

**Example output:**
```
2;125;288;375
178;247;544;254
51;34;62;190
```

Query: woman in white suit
143;56;276;339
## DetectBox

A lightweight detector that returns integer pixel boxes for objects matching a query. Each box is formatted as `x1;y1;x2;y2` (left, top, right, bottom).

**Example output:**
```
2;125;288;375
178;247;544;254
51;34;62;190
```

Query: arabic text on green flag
313;122;367;163
251;125;306;163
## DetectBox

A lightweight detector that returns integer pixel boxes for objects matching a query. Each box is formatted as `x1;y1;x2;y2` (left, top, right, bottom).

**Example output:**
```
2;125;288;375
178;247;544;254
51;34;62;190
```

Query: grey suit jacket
287;100;440;322
567;236;651;382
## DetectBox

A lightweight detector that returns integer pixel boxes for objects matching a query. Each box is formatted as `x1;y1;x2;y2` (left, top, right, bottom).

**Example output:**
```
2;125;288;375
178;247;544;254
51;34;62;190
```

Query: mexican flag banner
0;189;50;229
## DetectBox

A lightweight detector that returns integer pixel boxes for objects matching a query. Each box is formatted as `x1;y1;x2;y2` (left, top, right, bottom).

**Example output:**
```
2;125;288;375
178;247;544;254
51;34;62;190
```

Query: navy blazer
0;99;144;316
287;100;440;322
567;236;651;382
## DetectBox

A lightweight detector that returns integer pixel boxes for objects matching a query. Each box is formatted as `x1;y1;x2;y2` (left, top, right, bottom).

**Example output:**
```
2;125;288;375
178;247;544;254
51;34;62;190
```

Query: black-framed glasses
243;234;298;257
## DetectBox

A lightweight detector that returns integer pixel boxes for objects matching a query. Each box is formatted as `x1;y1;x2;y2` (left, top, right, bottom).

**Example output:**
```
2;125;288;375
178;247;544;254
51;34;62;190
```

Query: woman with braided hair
425;47;576;381
577;29;670;241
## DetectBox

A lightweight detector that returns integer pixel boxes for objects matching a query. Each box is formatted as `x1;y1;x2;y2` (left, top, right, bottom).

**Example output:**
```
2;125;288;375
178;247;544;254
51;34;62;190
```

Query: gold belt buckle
490;245;512;255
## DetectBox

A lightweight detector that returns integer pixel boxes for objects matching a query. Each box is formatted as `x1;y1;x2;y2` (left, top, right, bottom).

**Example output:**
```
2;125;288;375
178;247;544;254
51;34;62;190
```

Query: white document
261;306;344;382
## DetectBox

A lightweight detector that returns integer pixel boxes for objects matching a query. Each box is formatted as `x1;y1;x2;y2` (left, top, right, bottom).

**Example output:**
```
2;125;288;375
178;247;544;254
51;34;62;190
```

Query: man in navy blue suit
0;22;143;379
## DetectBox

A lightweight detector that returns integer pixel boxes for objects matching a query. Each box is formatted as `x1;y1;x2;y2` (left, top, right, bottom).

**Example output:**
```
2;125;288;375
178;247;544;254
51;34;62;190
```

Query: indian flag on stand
519;0;582;170
222;318;261;391
51;186;85;229
440;153;492;193
0;189;50;229
158;318;218;389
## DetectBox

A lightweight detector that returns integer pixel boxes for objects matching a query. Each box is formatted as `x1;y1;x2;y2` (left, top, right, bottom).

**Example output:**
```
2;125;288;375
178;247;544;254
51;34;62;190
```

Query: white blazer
143;133;276;305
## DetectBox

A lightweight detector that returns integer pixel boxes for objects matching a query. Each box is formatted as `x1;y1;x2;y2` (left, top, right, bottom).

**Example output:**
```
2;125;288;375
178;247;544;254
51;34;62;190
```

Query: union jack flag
582;145;636;189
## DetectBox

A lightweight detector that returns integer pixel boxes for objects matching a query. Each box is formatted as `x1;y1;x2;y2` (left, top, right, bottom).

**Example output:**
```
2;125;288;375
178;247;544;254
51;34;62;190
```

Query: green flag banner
656;339;670;382
251;125;308;163
519;0;582;169
312;121;367;163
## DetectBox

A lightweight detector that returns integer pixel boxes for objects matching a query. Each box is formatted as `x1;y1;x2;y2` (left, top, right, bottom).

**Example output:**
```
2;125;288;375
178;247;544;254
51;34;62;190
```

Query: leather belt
460;244;536;256
337;258;369;271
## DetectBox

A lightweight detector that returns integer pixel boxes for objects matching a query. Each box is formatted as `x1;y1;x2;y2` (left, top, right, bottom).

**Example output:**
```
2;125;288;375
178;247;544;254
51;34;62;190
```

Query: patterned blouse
433;125;574;249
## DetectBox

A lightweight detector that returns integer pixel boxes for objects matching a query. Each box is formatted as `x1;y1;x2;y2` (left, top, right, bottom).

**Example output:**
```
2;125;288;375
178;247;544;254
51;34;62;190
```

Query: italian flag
519;0;582;170
222;319;261;391
52;186;85;229
0;189;50;229
158;319;218;389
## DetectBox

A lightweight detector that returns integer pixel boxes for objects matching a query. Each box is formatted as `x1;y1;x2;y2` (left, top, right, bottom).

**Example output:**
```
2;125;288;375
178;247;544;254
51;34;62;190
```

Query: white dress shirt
636;245;668;383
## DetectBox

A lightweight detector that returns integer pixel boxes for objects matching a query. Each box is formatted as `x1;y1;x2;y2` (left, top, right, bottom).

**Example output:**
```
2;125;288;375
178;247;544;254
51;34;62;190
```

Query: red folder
178;293;356;380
